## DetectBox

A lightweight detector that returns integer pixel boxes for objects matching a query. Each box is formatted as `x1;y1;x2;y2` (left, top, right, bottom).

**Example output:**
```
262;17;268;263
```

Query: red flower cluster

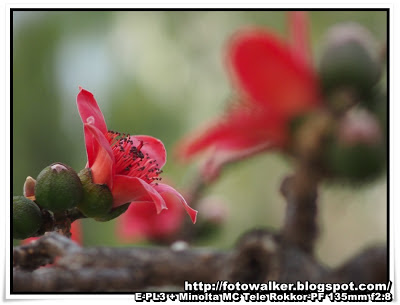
177;12;321;179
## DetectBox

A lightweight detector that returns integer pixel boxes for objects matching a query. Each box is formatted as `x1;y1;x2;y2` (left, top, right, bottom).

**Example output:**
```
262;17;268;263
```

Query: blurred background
12;10;387;268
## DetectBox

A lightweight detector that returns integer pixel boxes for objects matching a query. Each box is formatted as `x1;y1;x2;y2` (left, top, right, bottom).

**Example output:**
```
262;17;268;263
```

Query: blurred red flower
176;12;321;180
77;88;197;223
116;189;185;242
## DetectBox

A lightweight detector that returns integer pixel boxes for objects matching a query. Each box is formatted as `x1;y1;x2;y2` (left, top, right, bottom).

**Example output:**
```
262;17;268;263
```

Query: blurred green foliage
13;10;387;266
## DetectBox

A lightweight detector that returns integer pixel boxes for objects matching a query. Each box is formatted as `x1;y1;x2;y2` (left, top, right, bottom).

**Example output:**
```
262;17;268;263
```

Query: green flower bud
193;196;228;241
94;202;130;222
319;22;381;98
195;222;223;241
363;88;387;134
325;142;385;182
35;163;83;212
324;110;386;183
13;196;42;239
77;168;113;218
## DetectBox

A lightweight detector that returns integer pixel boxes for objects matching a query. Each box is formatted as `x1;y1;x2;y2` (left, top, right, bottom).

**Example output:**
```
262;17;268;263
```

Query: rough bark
12;231;387;292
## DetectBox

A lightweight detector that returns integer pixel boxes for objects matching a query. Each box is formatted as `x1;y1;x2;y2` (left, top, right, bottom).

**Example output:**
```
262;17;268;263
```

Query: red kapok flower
77;88;197;223
176;12;321;179
116;187;185;242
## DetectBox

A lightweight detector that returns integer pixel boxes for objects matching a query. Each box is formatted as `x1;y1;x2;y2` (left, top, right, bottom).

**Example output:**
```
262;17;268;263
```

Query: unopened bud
319;22;381;98
77;168;113;218
195;196;229;241
94;202;130;222
13;196;42;239
338;109;382;146
23;176;36;199
363;88;387;132
35;163;83;212
324;111;386;182
197;196;229;225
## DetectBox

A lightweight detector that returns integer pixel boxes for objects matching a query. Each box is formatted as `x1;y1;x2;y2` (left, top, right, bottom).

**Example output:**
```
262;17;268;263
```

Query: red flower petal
228;29;320;118
288;11;312;66
200;143;272;182
84;124;115;188
132;135;167;168
176;106;287;160
77;88;108;134
70;220;83;245
154;183;198;224
117;201;156;242
111;175;167;212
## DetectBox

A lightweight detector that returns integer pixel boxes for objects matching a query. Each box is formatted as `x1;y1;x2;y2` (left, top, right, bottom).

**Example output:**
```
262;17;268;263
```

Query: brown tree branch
280;169;319;254
12;231;387;292
322;245;388;284
13;232;81;271
279;111;333;254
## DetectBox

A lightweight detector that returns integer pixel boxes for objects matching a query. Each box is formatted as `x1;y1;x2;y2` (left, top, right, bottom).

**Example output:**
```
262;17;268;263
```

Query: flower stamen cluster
106;131;163;184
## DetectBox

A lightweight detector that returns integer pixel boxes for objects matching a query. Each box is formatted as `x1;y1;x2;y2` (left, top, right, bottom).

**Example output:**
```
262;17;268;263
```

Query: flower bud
194;196;229;240
326;143;385;182
77;168;113;218
23;176;36;199
338;109;382;146
13;196;43;239
319;22;381;98
324;110;386;182
197;196;229;225
363;88;387;133
35;163;83;212
94;202;130;222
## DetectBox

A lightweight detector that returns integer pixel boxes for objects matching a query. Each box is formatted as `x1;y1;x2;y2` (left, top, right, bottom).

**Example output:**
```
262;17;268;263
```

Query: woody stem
280;165;319;254
32;207;87;238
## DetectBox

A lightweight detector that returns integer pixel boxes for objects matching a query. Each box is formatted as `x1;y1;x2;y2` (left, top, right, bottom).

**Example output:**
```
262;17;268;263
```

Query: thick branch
13;232;81;270
280;169;319;254
12;231;387;292
279;112;333;253
14;234;228;292
323;245;388;284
